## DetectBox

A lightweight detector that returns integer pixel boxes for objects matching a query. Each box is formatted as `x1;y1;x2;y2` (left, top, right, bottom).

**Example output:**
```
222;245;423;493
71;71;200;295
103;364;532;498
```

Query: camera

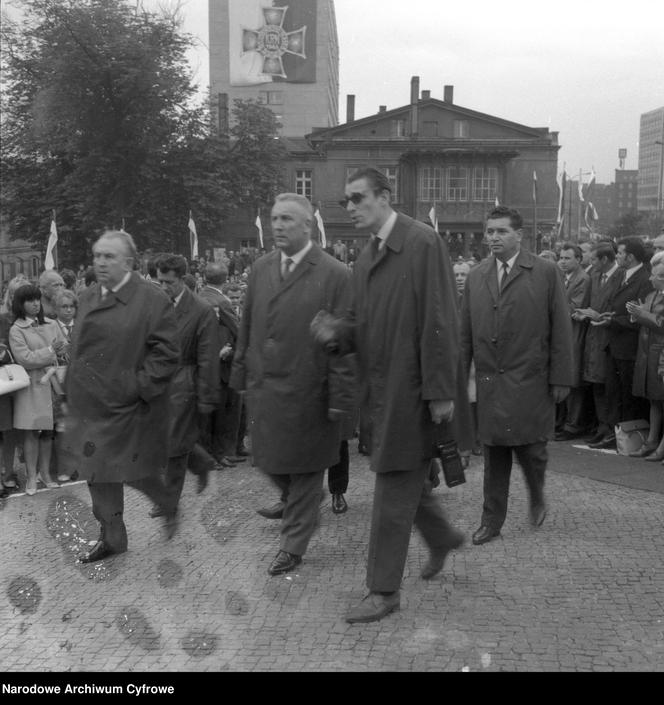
432;423;466;488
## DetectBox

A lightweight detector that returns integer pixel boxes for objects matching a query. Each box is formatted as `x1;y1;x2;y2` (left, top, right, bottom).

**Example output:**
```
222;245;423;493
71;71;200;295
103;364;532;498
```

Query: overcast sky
106;0;664;184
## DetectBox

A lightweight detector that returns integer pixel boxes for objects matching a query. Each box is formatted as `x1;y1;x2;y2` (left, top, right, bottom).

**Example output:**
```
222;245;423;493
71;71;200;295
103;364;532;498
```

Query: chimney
410;76;420;137
444;85;454;104
410;76;420;105
346;94;355;122
379;105;387;113
421;90;431;100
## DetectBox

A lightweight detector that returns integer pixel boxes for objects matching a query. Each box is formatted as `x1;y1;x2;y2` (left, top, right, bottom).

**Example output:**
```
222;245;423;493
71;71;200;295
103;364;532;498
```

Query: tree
0;0;286;267
607;211;664;241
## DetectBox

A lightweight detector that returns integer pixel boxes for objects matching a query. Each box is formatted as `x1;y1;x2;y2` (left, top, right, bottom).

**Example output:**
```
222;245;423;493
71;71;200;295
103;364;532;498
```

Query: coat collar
14;317;49;329
480;249;535;302
90;272;142;310
268;242;324;299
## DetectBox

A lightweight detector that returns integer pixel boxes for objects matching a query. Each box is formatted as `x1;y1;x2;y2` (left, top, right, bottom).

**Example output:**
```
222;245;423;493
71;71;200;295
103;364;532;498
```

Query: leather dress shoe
235;446;250;457
421;530;465;579
224;455;247;464
267;550;301;575
218;456;237;468
555;429;582;441
585;431;607;445
79;541;118;564
196;471;208;494
472;525;500;546
257;501;285;520
530;503;548;528
645;449;664;462
346;591;401;624
588;433;616;449
358;443;369;456
331;493;348;514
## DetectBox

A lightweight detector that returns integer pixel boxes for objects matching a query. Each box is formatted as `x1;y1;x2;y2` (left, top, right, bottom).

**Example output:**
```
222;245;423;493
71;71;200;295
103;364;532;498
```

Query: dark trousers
481;442;547;531
562;386;588;433
605;356;649;426
87;470;181;553
269;471;325;556
206;385;242;459
327;440;349;494
592;382;612;436
366;462;458;593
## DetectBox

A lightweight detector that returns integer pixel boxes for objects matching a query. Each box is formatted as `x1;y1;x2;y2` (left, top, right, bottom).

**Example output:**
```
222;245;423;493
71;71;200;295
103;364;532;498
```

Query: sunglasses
338;192;367;208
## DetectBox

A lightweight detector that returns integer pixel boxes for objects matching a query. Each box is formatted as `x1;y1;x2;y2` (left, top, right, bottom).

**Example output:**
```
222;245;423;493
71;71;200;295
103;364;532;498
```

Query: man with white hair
39;270;65;319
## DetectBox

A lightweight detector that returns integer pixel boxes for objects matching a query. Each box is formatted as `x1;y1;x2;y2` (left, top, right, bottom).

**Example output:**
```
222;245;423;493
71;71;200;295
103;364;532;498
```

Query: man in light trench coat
230;193;356;577
460;206;574;547
64;230;180;563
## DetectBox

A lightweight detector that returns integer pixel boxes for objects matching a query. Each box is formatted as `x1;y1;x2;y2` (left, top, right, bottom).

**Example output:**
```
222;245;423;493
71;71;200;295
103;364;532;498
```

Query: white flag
495;196;500;207
428;204;438;232
255;213;264;249
314;208;327;249
44;216;58;270
188;212;199;260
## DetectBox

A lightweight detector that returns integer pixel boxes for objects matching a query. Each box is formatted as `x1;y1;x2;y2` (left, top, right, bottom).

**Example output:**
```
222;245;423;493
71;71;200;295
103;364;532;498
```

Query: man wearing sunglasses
315;167;464;624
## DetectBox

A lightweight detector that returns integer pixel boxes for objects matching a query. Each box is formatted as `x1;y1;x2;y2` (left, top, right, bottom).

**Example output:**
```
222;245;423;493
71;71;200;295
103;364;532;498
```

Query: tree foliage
1;0;286;266
607;211;664;241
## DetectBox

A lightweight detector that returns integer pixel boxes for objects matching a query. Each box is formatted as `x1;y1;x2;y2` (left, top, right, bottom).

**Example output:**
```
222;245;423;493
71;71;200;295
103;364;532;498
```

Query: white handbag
0;364;30;396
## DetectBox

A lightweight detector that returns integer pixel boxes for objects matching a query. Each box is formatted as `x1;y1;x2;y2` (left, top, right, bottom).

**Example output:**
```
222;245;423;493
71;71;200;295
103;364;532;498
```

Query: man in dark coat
230;193;355;577
555;243;591;440
588;237;653;448
313;167;464;624
149;253;221;513
460;206;574;547
64;231;180;563
198;262;242;468
577;243;621;444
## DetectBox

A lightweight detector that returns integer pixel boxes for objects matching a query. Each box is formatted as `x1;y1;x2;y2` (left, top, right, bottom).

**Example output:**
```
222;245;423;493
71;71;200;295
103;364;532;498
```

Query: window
453;120;469;138
258;90;284;105
419;167;444;202
472;167;498;202
447;166;468;201
391;119;406;137
382;166;399;202
423;121;439;137
295;169;313;200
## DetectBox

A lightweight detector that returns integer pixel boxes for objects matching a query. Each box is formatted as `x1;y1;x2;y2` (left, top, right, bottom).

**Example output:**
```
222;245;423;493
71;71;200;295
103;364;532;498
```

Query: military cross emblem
242;6;307;79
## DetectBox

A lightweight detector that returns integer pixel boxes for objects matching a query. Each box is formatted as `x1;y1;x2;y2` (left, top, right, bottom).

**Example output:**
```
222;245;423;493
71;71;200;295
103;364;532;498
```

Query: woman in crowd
627;256;664;460
9;285;67;495
0;277;32;493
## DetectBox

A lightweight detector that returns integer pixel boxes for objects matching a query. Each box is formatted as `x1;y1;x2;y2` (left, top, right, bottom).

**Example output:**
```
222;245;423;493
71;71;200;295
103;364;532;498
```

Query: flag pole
532;172;539;253
577;168;583;242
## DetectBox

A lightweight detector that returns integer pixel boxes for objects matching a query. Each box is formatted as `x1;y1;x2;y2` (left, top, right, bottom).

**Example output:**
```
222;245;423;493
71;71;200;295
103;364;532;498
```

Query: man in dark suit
460;207;574;547
555;243;591;440
230;193;355;577
64;231;180;563
149;254;221;513
588;237;653;448
313;168;464;624
198;262;242;468
577;243;622;445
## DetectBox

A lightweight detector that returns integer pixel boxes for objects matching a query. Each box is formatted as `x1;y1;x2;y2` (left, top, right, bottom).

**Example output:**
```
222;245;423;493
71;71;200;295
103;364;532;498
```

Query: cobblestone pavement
1;443;663;672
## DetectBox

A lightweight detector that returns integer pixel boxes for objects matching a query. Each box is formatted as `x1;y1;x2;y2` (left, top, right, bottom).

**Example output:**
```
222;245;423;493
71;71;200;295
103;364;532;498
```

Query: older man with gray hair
64;230;180;563
39;270;66;319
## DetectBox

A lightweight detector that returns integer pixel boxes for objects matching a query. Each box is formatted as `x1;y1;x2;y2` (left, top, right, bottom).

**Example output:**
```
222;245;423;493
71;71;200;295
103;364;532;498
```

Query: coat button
491;338;498;344
499;369;505;374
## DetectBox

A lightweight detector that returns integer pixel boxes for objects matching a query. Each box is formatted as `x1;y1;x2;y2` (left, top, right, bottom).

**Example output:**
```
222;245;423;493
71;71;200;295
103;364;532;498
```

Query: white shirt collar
281;240;313;268
172;288;185;307
101;271;131;297
496;251;519;278
603;263;619;279
624;263;643;282
374;210;398;250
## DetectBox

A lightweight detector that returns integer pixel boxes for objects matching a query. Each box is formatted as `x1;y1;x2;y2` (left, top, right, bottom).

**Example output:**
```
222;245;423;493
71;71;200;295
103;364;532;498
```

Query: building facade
614;169;639;219
286;78;560;258
209;0;339;137
637;107;664;213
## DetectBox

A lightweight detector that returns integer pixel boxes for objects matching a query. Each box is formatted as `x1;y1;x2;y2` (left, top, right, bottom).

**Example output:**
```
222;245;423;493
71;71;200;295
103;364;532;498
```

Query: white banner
230;0;275;86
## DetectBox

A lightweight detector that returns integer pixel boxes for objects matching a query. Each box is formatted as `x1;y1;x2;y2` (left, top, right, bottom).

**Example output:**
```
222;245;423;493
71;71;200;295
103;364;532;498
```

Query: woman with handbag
0;276;31;493
9;285;67;495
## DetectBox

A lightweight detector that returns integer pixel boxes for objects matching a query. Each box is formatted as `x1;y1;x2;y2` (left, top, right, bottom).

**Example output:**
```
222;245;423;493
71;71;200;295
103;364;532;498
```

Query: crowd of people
2;165;663;626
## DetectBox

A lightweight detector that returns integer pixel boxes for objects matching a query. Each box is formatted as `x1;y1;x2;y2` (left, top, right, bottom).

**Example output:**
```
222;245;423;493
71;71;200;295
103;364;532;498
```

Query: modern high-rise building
208;0;339;137
637;107;664;213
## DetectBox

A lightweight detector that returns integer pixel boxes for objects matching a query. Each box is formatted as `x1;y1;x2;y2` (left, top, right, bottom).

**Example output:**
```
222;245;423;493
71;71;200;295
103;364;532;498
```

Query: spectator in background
9;285;67;495
580;242;594;274
183;274;197;292
539;250;558;263
0;277;33;493
59;269;77;291
38;270;66;319
626;255;664;459
453;262;471;296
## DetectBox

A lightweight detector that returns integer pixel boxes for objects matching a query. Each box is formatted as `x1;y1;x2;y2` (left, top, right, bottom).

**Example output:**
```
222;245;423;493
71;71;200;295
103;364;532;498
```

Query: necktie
600;274;607;287
565;276;571;289
499;262;510;292
281;257;294;280
371;236;380;259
